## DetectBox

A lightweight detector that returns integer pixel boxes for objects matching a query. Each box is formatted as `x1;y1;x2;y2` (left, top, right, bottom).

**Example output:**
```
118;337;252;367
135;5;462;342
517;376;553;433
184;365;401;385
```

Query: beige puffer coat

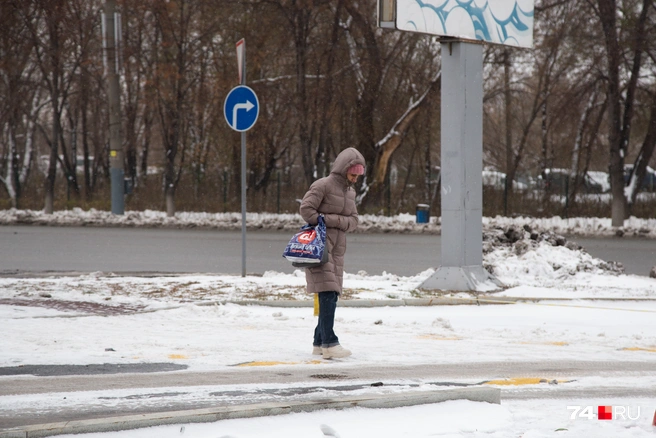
299;147;366;294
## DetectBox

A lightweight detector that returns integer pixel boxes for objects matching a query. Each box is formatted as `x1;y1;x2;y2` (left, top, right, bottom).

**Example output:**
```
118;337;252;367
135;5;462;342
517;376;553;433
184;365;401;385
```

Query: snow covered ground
53;399;656;438
1;209;656;437
2;279;655;437
2;207;656;238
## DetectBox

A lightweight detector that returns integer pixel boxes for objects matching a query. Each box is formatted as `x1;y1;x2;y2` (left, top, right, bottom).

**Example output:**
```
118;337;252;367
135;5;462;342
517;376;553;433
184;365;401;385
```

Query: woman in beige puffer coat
299;147;365;359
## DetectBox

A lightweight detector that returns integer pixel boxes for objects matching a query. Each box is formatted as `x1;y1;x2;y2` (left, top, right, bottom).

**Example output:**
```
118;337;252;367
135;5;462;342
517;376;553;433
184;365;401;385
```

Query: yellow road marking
622;347;656;353
168;354;189;360
484;377;565;386
417;334;462;341
468;297;656;313
518;341;569;346
235;360;323;367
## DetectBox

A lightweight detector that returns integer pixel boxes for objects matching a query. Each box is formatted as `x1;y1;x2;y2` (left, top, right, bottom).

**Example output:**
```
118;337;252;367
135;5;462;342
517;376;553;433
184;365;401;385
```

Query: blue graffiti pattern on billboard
397;0;534;48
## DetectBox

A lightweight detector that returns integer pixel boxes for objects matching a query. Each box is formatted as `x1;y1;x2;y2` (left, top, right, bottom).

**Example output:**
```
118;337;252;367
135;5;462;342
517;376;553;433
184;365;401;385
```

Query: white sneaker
322;345;351;359
312;346;322;355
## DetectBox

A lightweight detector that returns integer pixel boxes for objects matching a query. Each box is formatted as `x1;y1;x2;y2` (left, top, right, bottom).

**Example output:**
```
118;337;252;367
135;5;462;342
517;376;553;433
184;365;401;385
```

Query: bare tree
342;2;441;209
594;0;652;225
150;0;221;216
20;0;92;212
0;2;43;208
622;1;656;212
3;0;656;220
357;71;441;206
121;1;152;186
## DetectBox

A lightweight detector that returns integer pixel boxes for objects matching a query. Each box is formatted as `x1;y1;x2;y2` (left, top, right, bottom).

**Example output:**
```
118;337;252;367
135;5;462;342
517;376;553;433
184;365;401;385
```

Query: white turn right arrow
232;100;255;129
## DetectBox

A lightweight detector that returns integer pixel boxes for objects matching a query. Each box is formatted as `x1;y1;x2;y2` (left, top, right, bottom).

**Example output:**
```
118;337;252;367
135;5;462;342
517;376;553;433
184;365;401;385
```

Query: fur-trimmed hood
330;147;366;178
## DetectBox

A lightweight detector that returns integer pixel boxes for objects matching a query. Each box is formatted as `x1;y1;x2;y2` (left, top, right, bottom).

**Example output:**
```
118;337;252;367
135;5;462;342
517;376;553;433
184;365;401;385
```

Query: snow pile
483;224;625;279
2;208;656;237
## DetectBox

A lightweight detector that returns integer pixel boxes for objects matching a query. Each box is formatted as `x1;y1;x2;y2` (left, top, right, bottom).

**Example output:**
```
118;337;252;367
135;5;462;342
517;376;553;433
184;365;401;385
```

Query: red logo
598;406;613;420
297;230;316;244
569;405;639;420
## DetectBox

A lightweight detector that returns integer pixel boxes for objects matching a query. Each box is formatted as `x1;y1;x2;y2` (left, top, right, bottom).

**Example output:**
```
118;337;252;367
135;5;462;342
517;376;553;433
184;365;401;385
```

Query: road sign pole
224;45;259;278
238;40;247;278
241;132;246;277
241;129;246;277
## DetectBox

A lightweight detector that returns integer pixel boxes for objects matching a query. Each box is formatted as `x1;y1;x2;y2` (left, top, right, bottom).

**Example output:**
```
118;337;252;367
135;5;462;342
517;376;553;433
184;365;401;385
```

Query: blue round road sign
224;85;259;132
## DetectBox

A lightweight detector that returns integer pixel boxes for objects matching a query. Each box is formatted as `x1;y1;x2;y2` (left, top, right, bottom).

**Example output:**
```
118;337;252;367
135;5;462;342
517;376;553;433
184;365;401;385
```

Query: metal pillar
420;41;502;291
104;0;124;215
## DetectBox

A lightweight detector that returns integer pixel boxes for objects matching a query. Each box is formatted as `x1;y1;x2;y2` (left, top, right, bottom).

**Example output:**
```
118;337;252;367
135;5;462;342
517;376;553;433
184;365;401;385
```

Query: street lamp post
103;0;124;215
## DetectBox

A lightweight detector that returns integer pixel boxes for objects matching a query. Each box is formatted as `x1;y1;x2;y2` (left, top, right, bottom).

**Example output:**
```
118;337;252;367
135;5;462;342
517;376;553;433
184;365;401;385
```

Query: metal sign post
225;39;259;277
238;39;246;278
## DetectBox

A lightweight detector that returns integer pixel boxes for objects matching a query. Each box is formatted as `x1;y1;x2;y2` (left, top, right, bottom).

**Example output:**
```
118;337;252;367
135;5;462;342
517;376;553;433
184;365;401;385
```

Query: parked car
539;168;606;194
482;168;528;191
624;164;656;192
586;171;611;193
38;155;95;176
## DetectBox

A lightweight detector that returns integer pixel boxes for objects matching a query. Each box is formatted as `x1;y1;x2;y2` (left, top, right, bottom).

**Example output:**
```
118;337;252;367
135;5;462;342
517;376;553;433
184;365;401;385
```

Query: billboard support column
420;42;502;291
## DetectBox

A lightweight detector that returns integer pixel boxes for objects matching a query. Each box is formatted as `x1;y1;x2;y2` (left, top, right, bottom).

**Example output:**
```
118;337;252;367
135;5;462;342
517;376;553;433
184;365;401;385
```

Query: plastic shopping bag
282;215;328;268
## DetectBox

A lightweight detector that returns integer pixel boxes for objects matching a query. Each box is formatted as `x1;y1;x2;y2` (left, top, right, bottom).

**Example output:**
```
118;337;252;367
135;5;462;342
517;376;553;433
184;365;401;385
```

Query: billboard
378;0;534;48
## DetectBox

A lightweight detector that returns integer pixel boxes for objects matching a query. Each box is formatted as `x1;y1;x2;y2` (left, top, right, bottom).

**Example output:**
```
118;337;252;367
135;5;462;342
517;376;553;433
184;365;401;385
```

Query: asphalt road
0;225;654;276
572;236;656;276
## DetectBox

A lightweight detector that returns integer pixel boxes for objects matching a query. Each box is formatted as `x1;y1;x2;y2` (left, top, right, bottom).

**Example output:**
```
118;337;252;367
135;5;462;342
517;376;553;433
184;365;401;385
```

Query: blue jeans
313;291;339;348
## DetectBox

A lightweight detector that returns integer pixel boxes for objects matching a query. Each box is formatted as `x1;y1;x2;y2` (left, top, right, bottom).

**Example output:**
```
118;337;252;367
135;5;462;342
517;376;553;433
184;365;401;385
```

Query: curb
211;296;656;308
0;387;500;438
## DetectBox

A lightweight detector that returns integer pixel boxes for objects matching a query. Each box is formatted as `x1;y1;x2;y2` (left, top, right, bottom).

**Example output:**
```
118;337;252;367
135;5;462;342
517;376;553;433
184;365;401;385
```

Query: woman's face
347;173;360;184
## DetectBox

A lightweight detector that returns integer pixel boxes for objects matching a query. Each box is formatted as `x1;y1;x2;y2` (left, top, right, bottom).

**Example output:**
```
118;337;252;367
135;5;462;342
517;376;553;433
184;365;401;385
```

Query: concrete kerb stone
0;387;500;438
202;296;656;309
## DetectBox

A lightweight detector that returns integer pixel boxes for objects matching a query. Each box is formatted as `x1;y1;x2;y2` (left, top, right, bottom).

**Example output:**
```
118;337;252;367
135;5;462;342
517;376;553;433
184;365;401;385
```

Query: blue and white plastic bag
282;216;328;267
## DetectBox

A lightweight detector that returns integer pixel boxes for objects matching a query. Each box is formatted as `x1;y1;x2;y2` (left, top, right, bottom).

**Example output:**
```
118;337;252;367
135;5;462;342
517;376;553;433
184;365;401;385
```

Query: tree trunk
503;49;512;215
597;0;638;226
166;188;175;217
627;95;656;209
288;7;313;186
163;118;178;217
44;108;59;214
2;125;18;208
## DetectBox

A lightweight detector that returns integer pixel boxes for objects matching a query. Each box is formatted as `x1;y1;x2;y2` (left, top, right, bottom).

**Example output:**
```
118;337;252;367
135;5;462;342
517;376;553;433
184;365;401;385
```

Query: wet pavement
0;298;145;316
0;363;187;377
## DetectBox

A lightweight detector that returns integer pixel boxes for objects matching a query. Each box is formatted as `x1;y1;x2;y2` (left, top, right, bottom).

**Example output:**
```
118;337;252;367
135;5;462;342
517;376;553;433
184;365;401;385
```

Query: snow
44;399;656;438
2;207;656;238
1;209;656;437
